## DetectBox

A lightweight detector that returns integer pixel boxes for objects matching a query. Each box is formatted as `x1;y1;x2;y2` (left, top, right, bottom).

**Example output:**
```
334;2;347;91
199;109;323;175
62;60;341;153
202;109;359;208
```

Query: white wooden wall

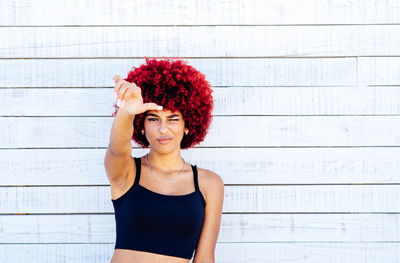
1;0;400;262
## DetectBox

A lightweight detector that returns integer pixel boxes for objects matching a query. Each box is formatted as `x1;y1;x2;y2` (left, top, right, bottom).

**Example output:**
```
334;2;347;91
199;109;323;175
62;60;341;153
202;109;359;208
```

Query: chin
150;142;180;152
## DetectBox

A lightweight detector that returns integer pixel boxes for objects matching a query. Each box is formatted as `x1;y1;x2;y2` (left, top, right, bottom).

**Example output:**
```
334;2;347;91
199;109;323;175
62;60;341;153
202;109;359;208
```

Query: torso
109;156;208;263
110;249;191;263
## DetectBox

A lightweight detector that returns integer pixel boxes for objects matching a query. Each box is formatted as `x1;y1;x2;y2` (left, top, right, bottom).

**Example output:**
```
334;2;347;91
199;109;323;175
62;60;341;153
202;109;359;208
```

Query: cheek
176;122;186;131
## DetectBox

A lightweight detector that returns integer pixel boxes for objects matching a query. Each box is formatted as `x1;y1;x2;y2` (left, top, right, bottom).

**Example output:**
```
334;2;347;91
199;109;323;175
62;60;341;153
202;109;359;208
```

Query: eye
147;118;179;122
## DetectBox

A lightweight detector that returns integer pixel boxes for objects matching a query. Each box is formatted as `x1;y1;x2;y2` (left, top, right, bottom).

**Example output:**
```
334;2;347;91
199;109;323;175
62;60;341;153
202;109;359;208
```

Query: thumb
143;103;163;111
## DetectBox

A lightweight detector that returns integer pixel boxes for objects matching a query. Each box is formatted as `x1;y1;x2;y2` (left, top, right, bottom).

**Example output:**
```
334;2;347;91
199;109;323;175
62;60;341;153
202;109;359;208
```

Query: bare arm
104;75;162;185
104;108;135;185
108;108;135;155
193;171;224;263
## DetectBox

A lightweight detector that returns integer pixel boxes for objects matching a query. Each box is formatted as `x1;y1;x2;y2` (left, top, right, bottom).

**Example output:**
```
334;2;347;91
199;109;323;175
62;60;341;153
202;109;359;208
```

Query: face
143;109;188;152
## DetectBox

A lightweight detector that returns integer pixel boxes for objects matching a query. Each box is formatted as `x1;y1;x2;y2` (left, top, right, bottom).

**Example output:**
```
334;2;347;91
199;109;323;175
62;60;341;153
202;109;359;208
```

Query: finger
113;76;123;101
113;75;121;82
118;82;132;100
115;79;127;96
113;76;121;89
143;103;163;111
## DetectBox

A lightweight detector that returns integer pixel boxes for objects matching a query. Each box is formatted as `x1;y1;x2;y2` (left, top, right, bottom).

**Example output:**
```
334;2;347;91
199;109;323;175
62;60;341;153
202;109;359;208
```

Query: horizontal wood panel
2;86;400;116
0;214;398;243
1;25;400;57
1;0;399;26
0;243;399;263
1;116;400;148
359;57;400;86
1;185;400;213
0;58;357;87
2;58;398;87
1;147;399;185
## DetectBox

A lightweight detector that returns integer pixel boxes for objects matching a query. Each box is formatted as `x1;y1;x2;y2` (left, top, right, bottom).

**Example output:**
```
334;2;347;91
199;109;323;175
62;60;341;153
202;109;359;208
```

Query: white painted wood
358;57;400;85
0;243;399;263
215;243;400;263
1;214;399;243
1;185;399;213
0;58;357;87
1;147;400;185
1;116;400;148
2;86;400;116
1;0;399;26
1;25;400;57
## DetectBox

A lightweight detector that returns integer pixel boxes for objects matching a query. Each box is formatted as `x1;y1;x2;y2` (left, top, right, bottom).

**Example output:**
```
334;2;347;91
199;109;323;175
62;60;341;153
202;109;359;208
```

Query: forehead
146;109;182;117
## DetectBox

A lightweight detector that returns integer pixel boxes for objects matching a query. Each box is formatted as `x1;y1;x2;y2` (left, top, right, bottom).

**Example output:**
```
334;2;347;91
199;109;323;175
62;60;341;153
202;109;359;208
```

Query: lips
157;138;172;144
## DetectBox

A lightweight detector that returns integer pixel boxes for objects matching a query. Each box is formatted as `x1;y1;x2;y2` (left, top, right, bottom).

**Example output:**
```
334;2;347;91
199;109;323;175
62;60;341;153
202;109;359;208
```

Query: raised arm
104;75;162;187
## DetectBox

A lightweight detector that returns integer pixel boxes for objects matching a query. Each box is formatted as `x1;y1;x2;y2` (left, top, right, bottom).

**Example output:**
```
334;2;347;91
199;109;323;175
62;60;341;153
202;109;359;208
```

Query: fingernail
114;91;117;101
117;98;121;107
157;106;163;110
121;99;125;107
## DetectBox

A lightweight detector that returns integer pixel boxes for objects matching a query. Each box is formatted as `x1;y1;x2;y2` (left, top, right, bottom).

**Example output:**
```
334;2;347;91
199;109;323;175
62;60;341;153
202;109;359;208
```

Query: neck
145;150;185;174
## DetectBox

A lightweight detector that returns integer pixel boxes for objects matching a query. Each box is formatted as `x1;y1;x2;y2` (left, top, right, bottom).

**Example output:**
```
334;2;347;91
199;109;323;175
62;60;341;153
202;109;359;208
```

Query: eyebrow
146;113;181;118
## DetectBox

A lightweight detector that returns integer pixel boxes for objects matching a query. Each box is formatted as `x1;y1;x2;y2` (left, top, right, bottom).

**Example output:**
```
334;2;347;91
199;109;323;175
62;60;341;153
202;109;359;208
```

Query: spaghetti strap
133;157;141;185
192;164;200;192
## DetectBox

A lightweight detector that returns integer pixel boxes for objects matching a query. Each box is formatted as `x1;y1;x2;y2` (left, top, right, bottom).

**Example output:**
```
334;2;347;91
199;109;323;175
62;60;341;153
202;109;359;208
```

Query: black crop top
111;157;206;260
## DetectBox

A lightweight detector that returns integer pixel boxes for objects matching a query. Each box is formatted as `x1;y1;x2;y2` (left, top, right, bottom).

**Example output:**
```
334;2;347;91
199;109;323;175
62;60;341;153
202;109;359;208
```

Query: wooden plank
0;58;357;87
1;25;400;57
0;243;399;263
215;243;400;263
359;57;400;86
0;214;398;243
1;0;399;25
1;147;400;185
2;86;400;116
1;116;400;148
1;185;400;213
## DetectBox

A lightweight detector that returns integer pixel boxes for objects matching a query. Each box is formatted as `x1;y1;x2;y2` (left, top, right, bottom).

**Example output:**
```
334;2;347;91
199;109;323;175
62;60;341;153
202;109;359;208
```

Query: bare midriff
110;249;191;263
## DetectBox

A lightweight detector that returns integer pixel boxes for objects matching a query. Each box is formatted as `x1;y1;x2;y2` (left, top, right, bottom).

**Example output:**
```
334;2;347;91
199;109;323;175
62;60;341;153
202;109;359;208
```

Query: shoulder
197;167;225;203
197;167;224;187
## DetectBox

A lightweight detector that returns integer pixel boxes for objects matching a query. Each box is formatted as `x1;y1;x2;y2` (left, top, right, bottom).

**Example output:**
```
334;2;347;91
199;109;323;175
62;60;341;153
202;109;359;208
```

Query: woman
104;57;224;263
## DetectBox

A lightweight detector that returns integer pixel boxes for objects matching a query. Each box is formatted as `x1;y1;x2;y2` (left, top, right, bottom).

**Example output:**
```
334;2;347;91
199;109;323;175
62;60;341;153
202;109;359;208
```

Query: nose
159;119;169;133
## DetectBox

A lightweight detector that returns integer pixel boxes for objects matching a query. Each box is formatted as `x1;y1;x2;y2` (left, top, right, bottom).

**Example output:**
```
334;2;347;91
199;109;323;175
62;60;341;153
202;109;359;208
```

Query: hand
113;75;163;115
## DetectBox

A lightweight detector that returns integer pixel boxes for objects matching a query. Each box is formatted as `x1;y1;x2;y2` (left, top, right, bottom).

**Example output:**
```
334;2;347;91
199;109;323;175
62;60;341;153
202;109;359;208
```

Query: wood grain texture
0;58;357;87
1;0;399;25
0;243;399;263
3;57;399;87
1;147;400;185
1;86;400;116
1;116;400;148
1;185;400;213
1;26;399;57
358;57;400;85
1;214;399;243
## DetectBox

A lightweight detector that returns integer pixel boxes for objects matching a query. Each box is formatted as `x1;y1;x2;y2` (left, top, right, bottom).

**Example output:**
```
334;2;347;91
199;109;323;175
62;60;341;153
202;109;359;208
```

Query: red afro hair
111;57;214;149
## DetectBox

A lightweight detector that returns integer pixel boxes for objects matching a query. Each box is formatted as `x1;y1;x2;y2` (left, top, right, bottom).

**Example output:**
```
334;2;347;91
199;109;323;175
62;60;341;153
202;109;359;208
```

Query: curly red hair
112;57;214;149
